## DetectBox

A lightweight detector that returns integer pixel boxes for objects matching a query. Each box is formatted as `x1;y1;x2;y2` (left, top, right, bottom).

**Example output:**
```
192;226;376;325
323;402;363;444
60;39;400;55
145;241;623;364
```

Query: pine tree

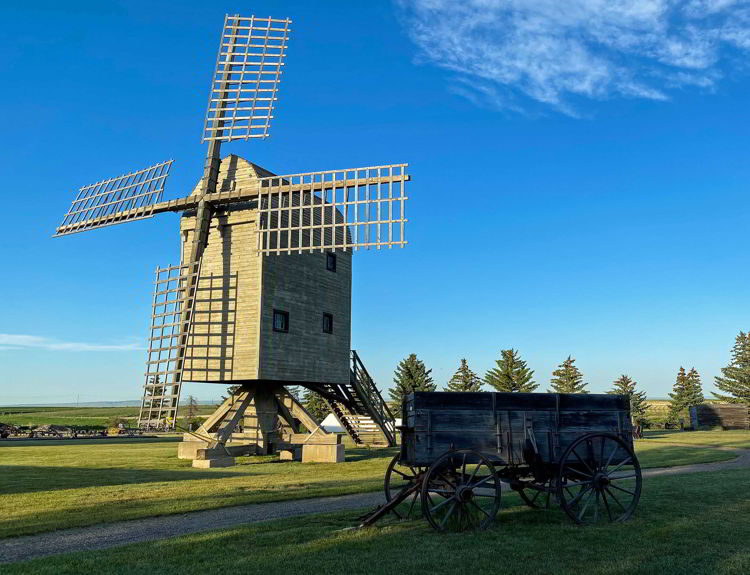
484;348;537;392
221;384;242;402
607;375;650;423
302;388;329;422
548;356;588;393
713;331;750;404
686;367;704;406
445;359;483;392
389;353;436;412
669;366;703;417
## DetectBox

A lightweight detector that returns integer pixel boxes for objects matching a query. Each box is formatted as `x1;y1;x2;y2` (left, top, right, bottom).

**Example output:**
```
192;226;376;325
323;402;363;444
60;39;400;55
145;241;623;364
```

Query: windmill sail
252;163;410;254
202;14;292;143
54;160;173;236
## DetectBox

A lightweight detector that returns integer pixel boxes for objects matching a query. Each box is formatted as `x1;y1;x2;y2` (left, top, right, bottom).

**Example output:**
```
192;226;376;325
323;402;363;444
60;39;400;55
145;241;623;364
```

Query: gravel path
2;445;748;565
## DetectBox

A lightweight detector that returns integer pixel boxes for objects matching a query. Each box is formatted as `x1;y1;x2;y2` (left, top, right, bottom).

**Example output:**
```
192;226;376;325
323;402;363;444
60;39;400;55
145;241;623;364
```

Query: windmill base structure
139;156;398;465
53;14;409;466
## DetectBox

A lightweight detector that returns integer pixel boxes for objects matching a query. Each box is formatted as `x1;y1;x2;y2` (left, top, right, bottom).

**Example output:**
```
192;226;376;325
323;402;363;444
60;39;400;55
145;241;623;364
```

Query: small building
690;404;749;430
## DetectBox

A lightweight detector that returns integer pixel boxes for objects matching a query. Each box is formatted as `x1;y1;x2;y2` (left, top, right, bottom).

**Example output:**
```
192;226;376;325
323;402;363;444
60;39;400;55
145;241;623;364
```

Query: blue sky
1;0;749;404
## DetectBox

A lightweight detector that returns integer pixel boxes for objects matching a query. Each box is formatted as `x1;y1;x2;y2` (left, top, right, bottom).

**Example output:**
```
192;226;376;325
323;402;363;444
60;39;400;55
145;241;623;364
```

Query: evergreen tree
484;348;537;392
302;389;329;422
445;359;483;392
686;367;704;406
548;356;588;393
221;384;242;402
389;353;436;412
607;375;650;423
713;331;750;404
669;366;704;417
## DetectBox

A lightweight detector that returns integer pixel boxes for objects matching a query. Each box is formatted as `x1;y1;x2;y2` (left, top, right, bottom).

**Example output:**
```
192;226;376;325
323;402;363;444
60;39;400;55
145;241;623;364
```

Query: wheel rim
557;433;642;525
421;449;501;532
384;454;425;520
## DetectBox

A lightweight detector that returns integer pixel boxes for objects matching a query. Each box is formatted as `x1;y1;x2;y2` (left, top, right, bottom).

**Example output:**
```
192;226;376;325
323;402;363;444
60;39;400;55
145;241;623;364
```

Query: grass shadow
0;466;239;495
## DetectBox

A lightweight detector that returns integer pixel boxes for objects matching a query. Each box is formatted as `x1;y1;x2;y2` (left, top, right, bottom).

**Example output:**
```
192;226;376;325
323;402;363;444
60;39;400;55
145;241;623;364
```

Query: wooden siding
178;155;352;385
258;249;352;384
401;392;633;467
690;404;750;430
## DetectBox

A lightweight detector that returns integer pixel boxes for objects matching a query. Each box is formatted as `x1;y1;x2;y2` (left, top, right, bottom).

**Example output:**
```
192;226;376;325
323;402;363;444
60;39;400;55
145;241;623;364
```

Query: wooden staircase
320;351;397;447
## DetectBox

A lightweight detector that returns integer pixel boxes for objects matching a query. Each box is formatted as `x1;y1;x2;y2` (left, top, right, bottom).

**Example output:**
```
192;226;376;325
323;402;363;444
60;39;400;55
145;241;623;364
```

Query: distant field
0;405;216;429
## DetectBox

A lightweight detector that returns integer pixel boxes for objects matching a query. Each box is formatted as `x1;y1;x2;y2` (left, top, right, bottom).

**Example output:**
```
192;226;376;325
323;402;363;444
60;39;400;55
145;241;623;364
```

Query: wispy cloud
0;334;141;352
396;0;750;114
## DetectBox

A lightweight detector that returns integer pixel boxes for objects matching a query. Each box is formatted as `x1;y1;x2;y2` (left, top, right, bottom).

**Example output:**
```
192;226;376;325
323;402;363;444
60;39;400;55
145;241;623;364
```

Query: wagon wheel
384;454;425;520
421;449;501;532
518;478;555;509
557;433;642;525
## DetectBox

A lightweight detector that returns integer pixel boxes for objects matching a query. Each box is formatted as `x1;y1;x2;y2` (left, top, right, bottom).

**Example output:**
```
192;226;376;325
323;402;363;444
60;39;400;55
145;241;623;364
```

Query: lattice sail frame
254;164;409;254
140;261;241;429
54;160;173;236
202;14;291;143
140;262;200;429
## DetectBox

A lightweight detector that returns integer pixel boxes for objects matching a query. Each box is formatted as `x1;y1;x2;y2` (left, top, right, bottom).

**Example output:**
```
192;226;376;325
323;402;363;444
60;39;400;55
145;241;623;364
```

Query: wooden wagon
360;392;642;531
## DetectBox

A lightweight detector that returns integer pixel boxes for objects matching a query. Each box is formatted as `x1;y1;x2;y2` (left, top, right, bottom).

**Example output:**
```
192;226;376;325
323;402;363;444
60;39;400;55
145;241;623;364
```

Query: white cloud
396;0;750;113
0;334;141;352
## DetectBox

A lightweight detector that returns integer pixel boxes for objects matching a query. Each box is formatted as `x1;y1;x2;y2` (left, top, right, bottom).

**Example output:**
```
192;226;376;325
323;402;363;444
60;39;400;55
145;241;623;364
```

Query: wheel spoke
406;491;418;518
429;495;456;514
607;457;634;476
462;452;467;481
573;448;595;476
565;465;593;480
577;488;596;521
604;486;626;511
426;489;457;495
391;468;409;479
568;485;592;507
608;473;637;481
603;443;618;471
468;499;490;518
563;479;593;488
601;489;613;521
471;474;496;488
439;501;458;529
530;489;541;504
594;490;599;523
609;483;636;497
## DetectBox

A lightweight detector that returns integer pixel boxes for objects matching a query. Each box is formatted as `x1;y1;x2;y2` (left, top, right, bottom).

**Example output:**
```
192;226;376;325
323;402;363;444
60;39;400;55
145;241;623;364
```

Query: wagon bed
401;391;633;468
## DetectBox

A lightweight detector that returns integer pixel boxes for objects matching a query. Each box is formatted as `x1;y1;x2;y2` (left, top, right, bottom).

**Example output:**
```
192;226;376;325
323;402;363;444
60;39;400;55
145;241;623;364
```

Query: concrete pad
279;448;301;461
177;441;209;460
192;457;235;468
302;443;345;463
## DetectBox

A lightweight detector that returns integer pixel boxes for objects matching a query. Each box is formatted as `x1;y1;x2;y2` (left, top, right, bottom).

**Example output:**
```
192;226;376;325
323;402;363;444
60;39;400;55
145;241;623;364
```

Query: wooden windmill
54;14;409;465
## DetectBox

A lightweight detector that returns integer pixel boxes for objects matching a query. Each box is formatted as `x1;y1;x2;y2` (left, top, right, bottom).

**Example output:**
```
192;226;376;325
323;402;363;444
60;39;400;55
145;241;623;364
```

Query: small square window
326;252;336;272
273;309;289;333
322;313;333;334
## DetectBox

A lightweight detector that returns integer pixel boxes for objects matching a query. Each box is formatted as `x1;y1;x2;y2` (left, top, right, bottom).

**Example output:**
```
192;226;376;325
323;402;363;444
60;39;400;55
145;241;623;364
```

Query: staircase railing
350;350;397;446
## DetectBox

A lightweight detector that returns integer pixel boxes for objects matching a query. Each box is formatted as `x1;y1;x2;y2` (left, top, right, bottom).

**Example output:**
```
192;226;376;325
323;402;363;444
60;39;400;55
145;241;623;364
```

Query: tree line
297;330;750;426
385;330;750;426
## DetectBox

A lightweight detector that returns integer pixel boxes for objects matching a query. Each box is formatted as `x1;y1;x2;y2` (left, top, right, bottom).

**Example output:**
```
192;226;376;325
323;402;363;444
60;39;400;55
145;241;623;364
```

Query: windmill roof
190;155;277;196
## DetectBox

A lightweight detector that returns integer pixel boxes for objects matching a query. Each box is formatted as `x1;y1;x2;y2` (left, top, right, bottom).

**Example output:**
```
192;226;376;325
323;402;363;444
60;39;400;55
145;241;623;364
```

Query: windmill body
176;155;353;387
54;14;407;464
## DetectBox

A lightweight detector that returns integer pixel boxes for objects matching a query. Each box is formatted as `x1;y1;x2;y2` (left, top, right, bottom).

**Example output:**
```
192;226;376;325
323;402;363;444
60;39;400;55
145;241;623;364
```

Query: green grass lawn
0;406;215;429
6;466;750;575
0;432;742;539
643;429;750;448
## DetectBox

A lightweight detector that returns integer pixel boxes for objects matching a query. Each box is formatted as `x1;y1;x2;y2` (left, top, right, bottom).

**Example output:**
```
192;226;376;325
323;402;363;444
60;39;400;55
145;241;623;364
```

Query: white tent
319;413;402;434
